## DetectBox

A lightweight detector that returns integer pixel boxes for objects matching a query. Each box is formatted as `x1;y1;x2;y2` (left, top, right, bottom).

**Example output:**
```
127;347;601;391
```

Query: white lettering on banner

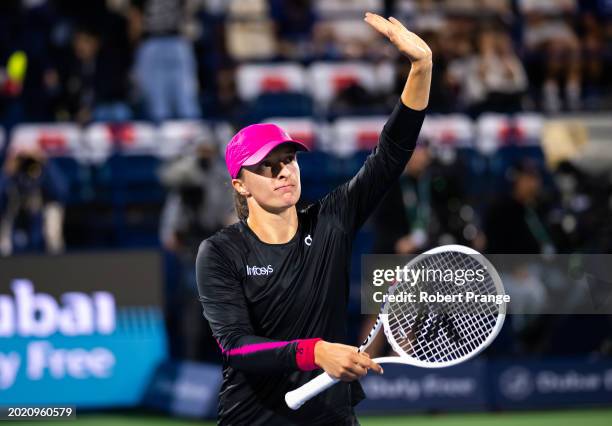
246;265;274;276
536;371;601;393
16;279;58;337
422;375;476;397
0;279;116;337
363;375;477;401
500;366;612;400
0;352;21;390
27;341;115;380
58;293;94;336
0;295;14;336
363;377;421;400
94;292;116;334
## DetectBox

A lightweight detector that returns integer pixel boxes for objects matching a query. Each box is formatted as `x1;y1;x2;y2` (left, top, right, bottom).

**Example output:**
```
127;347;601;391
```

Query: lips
274;184;295;191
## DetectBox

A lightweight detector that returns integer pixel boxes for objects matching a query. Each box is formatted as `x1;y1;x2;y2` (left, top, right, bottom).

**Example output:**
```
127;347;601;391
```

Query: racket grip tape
285;372;339;410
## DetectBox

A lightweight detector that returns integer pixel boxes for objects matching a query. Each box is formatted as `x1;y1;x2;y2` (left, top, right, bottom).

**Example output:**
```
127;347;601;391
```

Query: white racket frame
285;244;506;410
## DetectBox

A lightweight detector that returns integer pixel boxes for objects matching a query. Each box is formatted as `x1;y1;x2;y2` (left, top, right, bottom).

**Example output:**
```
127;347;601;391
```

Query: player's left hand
364;12;432;65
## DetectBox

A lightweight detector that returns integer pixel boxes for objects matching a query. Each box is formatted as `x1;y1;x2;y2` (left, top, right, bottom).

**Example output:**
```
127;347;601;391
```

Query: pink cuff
296;338;322;371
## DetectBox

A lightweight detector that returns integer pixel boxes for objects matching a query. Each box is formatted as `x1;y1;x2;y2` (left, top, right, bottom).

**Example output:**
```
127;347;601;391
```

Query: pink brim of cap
241;140;309;168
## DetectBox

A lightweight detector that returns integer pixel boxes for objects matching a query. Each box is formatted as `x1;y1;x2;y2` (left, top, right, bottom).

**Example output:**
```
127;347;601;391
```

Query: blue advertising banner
356;360;488;414
0;251;167;407
491;359;612;409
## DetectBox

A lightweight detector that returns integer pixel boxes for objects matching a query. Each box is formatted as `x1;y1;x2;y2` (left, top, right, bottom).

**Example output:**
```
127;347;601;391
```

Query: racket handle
285;372;339;410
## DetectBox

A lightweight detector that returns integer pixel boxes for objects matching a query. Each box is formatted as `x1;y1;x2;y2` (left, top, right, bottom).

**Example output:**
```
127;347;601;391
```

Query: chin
280;196;299;208
278;196;299;211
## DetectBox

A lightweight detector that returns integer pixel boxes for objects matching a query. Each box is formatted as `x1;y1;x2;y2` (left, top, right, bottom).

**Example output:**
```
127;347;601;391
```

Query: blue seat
94;154;164;247
101;154;164;204
299;151;337;183
48;157;93;205
454;147;489;205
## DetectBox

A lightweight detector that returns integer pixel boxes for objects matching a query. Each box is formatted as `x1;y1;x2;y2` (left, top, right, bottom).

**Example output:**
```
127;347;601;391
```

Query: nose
273;161;293;179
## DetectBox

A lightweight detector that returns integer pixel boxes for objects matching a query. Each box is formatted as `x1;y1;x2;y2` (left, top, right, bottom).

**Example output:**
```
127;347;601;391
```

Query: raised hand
364;12;432;65
364;12;432;110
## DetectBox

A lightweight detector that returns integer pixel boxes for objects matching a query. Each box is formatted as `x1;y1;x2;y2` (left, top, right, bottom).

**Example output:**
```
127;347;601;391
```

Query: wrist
314;340;326;368
410;58;433;72
296;338;322;371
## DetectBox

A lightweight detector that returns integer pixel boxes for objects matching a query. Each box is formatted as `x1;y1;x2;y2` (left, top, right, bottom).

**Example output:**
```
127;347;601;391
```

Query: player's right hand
313;341;383;382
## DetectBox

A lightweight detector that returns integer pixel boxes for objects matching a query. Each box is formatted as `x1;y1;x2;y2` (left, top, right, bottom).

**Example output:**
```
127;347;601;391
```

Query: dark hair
233;170;249;221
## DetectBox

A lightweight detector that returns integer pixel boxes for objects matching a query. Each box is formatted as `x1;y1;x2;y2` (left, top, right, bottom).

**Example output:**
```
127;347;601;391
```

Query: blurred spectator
444;29;477;112
520;0;583;111
270;0;316;60
159;143;235;252
0;51;28;115
484;159;556;254
448;28;527;116
0;147;67;256
498;262;551;354
159;141;235;360
312;18;390;60
225;0;277;61
0;0;62;125
371;145;432;255
442;0;513;20
477;30;528;113
541;120;612;251
370;144;479;255
577;10;608;106
331;81;388;116
129;0;202;121
519;0;577;15
57;27;131;123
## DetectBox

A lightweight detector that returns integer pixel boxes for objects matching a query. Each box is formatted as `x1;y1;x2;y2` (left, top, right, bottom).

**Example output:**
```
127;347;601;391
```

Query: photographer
0;147;68;256
159;141;236;253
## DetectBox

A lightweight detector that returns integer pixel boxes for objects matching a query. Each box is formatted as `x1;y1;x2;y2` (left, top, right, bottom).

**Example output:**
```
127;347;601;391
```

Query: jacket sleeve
196;239;320;374
321;100;426;234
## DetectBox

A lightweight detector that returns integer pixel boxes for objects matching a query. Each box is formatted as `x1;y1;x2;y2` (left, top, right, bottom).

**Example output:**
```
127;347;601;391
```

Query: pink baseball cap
225;123;309;178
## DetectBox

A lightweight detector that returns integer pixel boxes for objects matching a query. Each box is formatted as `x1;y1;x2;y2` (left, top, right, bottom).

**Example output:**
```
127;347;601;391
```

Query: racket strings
385;251;501;364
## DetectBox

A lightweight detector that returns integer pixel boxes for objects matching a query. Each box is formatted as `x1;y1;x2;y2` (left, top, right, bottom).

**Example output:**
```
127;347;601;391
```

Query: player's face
238;144;301;212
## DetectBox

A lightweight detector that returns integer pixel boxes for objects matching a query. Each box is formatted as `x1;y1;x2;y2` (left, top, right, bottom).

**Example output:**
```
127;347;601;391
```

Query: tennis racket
285;244;506;410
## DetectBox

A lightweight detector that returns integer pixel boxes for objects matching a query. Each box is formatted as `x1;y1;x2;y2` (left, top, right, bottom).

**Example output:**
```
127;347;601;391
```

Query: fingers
334;354;383;381
368;359;384;375
365;13;432;57
321;343;384;382
364;13;415;51
388;17;429;54
349;360;369;376
355;353;384;375
336;355;367;382
388;16;407;31
365;12;397;37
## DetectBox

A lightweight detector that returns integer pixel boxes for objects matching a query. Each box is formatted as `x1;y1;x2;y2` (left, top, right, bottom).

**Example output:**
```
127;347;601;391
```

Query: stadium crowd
1;0;611;126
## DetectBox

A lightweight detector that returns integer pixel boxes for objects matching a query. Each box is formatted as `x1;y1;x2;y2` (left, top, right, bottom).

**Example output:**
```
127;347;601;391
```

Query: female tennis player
196;12;432;425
